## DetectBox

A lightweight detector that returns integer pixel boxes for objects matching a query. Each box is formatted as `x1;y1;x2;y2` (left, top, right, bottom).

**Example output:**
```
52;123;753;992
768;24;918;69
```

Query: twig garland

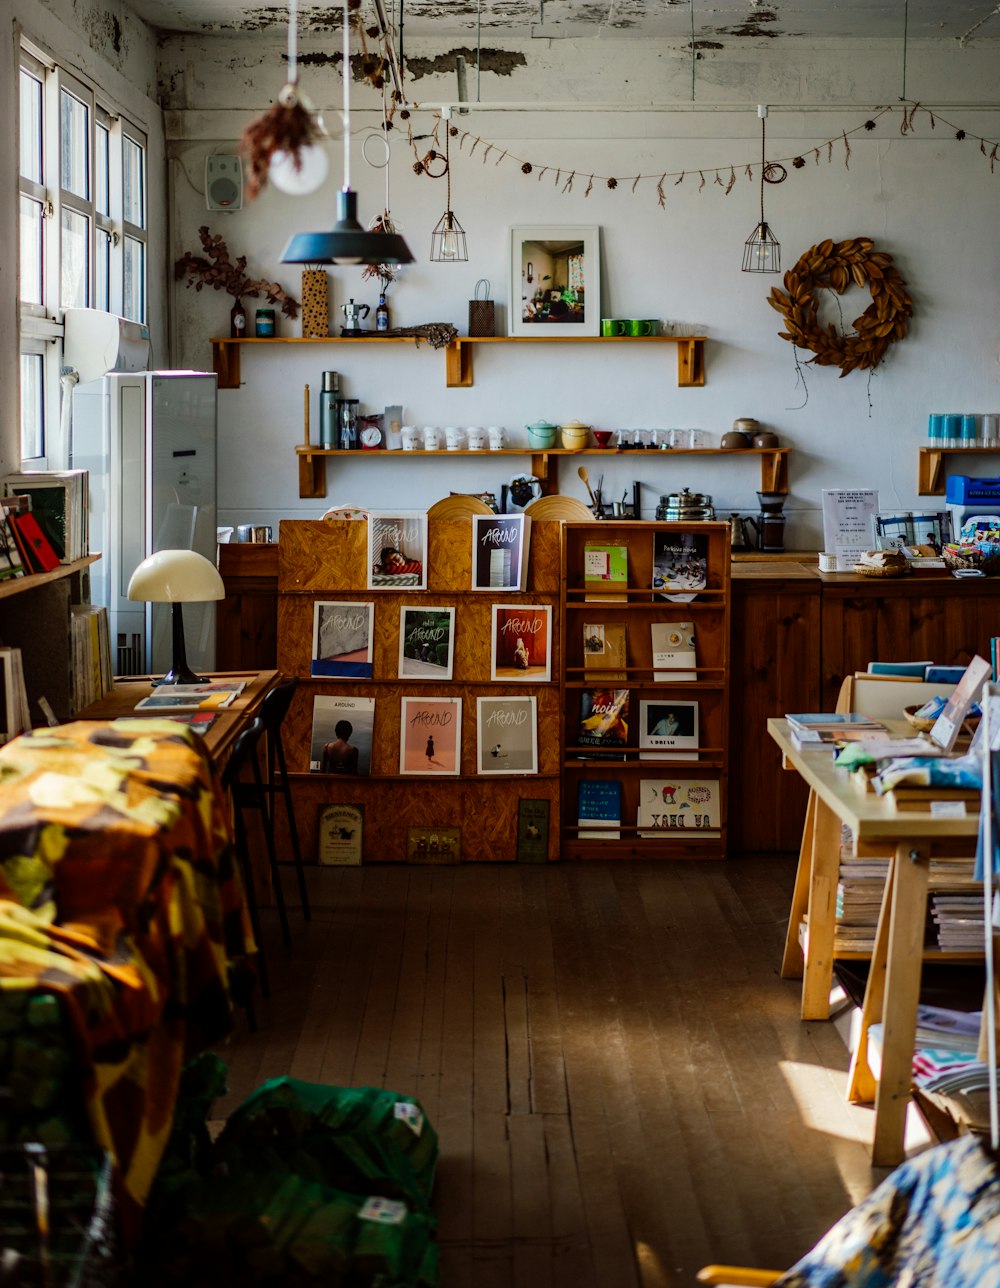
767;237;914;378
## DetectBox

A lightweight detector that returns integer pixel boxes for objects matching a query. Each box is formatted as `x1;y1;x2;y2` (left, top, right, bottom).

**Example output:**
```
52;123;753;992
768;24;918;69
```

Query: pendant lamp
429;110;468;263
281;0;414;267
742;106;783;274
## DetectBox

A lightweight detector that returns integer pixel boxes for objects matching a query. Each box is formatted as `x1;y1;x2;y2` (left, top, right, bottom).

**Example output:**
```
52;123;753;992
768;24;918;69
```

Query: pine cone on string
521;162;533;175
864;120;876;131
956;129;966;140
607;177;618;189
793;156;805;168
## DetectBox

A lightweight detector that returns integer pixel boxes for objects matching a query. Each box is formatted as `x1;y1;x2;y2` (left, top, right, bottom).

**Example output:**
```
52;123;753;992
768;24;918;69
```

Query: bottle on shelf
319;371;340;448
376;294;390;332
230;298;247;338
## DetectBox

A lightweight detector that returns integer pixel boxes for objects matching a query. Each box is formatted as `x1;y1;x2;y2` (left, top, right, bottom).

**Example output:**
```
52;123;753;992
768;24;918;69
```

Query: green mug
601;318;629;337
628;319;658;336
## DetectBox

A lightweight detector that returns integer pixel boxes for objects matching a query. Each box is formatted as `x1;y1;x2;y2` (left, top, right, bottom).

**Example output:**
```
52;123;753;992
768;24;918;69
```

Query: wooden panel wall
216;543;279;671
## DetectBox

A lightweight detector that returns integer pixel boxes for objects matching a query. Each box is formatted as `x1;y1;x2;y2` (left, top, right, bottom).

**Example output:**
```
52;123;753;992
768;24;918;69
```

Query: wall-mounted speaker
205;155;243;212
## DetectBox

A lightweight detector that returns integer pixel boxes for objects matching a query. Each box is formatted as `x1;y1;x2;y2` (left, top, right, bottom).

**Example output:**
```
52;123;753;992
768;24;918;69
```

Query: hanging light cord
341;0;351;190
287;0;298;86
444;121;453;215
759;116;766;226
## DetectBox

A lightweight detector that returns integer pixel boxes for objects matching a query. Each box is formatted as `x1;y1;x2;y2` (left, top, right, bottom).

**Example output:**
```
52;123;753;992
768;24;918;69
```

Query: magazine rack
274;519;561;863
559;520;731;860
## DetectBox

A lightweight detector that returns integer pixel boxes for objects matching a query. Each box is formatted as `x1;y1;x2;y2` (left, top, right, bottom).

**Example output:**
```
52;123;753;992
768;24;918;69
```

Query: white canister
444;426;464;451
467;426;486;450
401;425;421;451
487;425;505;450
422;426;441;450
818;552;837;572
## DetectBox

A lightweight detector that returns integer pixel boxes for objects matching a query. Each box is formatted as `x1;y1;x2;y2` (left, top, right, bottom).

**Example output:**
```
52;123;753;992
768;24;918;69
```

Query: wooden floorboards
211;857;889;1288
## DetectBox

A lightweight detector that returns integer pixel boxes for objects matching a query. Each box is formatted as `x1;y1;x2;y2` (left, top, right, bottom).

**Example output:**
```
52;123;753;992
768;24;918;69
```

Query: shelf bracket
211;340;241;389
298;451;328;499
676;338;705;388
761;449;790;495
445;339;474;388
918;448;944;496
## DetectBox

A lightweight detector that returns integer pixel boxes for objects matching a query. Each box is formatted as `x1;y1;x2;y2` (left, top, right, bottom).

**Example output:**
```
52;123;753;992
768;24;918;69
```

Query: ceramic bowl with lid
527;421;558;448
560;421;591;449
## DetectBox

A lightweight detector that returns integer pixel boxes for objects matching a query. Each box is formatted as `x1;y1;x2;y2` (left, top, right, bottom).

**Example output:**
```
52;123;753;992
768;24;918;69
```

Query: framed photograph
638;699;699;760
491;604;552;681
368;512;428;590
311;600;374;678
509;226;600;337
398;606;456;680
400;696;462;775
477;695;538;776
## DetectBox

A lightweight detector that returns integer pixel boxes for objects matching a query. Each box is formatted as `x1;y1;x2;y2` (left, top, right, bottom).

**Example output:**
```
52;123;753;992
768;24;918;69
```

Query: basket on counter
942;544;1000;575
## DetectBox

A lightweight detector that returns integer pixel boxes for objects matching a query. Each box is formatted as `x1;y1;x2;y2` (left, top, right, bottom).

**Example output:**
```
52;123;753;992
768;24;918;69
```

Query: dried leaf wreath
767;237;913;377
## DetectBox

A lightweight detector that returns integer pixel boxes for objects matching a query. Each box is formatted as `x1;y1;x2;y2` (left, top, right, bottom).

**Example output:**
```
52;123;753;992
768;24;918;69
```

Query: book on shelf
8;511;61;573
786;712;886;732
312;601;375;679
577;778;623;839
1;469;89;563
398;606;456;680
134;689;238;712
582;622;627;682
0;647;30;743
128;710;218;735
583;543;628;601
310;695;376;774
399;695;461;775
650;621;696;681
476;695;538;775
578;689;629;753
637;778;720;838
651;531;708;602
367;513;428;590
70;604;112;710
0;515;26;582
638;699;699;760
866;660;933;678
928;654;991;752
472;514;531;592
491;603;552;681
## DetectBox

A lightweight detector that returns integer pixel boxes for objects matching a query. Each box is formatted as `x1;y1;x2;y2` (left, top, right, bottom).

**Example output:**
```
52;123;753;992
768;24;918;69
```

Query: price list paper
821;489;879;571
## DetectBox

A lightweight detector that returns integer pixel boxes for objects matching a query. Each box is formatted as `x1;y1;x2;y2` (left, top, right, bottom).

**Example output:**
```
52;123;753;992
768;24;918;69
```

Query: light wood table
768;717;982;1165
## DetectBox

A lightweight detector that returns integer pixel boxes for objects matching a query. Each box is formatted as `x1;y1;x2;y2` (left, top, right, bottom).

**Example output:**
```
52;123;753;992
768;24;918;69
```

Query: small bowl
593;430;614;448
720;430;752;450
527;421;558;448
560;423;591;450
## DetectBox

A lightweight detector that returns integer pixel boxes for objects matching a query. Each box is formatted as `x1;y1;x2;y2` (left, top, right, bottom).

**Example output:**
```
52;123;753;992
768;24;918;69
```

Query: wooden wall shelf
209;333;707;391
918;444;1000;495
292;444;789;501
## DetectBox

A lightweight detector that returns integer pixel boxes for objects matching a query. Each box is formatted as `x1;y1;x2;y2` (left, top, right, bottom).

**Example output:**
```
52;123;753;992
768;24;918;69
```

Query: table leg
872;842;930;1167
781;789;816;981
800;796;842;1021
846;861;896;1105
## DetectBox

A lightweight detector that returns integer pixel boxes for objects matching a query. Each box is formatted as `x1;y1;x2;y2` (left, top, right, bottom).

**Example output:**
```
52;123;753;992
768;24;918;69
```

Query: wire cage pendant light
281;0;414;267
429;117;468;263
742;107;783;274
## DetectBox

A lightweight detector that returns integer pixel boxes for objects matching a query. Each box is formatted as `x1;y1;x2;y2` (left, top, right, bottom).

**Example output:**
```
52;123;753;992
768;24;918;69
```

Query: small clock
360;424;383;450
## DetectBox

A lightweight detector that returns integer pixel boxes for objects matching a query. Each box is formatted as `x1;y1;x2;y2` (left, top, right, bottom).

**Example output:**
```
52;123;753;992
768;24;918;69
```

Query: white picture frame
509;226;600;337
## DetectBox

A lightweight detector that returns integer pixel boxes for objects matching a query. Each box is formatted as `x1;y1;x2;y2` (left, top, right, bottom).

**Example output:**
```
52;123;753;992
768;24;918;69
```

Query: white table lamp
127;548;225;685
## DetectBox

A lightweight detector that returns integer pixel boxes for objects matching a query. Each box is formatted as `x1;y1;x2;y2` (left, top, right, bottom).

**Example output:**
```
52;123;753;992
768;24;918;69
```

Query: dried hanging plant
241;88;318;200
174;226;300;318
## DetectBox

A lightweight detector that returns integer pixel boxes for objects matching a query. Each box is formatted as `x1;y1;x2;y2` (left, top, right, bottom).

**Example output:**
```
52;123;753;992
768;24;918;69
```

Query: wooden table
76;670;280;769
768;717;982;1165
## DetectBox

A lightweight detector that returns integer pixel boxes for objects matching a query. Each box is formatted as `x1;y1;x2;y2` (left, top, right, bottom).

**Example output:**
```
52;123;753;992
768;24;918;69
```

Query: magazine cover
637;778;720;837
312;601;375;678
400;696;462;775
582;621;627;682
578;688;630;750
583;543;628;601
577;779;623;839
491;604;552;681
368;513;428;589
471;514;531;591
398;606;456;680
650;621;697;681
310;695;376;774
476;695;538;775
638;699;699;759
651;532;708;601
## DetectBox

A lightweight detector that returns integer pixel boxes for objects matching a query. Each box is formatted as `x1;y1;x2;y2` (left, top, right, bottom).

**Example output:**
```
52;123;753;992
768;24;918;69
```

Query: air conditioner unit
63;309;151;384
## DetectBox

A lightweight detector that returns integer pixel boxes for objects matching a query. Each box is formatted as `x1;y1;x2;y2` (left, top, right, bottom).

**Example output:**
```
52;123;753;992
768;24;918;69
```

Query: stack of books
835;850;890;953
930;893;984;952
785;711;887;750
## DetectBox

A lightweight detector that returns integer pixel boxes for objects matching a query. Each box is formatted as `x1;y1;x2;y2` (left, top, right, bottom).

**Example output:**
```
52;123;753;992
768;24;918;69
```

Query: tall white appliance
71;371;218;677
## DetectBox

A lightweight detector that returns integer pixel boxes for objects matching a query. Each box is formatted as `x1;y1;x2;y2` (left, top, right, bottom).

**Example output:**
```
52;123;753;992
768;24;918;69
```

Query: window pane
19;195;43;304
96;227;111;312
61;207;90;308
20;353;44;461
19;69;42;184
123;135;144;227
95;122;110;216
60;88;89;199
123;235;145;321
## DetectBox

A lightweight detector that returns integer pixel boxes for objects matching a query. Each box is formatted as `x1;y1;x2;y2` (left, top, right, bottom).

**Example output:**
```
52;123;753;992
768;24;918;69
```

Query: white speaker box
205;155;243;211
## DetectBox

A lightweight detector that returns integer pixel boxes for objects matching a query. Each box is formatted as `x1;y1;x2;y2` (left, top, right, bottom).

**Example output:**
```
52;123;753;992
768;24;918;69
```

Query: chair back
260;677;299;737
222;716;265;791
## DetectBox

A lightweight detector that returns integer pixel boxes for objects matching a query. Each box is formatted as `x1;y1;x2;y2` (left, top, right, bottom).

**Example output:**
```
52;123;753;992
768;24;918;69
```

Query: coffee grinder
749;491;787;551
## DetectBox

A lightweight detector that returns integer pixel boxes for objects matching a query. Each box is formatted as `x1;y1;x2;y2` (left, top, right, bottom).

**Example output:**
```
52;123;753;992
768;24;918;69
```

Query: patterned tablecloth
0;719;254;1240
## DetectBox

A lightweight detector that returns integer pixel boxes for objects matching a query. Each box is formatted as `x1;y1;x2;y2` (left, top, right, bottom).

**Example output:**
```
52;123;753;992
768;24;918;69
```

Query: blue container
927;413;943;442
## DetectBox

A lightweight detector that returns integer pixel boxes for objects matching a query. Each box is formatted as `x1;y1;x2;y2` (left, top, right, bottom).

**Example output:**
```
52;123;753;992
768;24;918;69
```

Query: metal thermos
319;371;340;448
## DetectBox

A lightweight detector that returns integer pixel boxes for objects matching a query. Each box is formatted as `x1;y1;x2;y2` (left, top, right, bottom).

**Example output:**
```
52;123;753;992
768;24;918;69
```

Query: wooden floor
212;857;891;1288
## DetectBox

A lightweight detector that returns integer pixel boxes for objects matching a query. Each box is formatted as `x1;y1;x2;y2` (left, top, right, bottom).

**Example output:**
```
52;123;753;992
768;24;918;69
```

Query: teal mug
628;319;658;336
601;318;629;337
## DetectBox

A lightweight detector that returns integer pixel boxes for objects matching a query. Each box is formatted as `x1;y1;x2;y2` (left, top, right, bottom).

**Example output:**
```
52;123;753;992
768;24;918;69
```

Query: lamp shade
281;189;415;266
127;549;225;604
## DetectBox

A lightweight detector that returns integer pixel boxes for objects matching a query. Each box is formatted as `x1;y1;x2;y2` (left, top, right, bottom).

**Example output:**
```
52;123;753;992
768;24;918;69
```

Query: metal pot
656;488;715;521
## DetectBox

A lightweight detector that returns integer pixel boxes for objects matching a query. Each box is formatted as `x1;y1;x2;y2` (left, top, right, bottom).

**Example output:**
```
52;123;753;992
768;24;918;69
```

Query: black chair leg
251;746;291;947
273;731;311;921
232;803;270;999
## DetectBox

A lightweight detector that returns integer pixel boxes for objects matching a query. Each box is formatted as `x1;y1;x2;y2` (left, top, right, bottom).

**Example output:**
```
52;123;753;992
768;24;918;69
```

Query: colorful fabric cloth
776;1135;1000;1288
0;719;253;1241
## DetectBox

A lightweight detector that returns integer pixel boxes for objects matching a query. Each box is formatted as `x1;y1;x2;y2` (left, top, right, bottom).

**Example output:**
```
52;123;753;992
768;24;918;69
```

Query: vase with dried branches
174;227;300;336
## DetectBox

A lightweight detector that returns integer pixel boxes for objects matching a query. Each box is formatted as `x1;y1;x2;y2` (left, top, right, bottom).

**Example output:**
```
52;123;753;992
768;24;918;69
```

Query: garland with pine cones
767;237;913;377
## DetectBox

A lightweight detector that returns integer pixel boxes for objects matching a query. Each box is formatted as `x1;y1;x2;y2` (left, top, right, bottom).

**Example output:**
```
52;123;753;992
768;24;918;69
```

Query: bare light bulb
440;229;460;260
269;144;329;196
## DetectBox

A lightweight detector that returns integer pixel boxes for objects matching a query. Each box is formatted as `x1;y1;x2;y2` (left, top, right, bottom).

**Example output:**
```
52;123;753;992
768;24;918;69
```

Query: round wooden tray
523;494;594;521
426;493;495;518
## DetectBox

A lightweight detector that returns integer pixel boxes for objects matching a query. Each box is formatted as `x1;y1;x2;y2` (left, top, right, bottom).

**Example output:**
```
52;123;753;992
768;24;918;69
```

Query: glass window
59;87;89;199
95;121;110;217
123;134;144;228
19;195;43;305
19;69;42;183
61;207;90;308
123;235;145;322
96;227;111;312
20;353;44;461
